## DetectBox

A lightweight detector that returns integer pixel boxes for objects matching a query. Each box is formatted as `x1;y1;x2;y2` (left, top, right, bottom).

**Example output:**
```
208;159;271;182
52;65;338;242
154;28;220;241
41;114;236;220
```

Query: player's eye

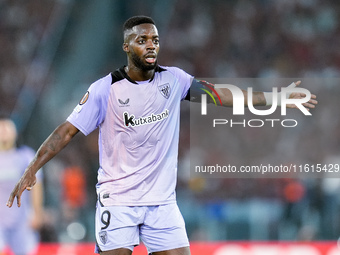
138;39;146;44
153;39;159;45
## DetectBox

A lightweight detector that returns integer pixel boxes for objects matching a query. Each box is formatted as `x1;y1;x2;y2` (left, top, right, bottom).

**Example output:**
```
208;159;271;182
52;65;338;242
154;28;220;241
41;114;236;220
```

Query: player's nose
146;40;156;50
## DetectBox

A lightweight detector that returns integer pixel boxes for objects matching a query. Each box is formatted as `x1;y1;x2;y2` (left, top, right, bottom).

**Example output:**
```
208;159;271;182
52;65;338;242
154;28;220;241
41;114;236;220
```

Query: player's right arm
6;121;79;208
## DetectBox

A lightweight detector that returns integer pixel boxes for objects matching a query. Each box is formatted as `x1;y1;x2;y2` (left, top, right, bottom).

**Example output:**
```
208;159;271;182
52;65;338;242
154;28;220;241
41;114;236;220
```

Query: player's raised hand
286;81;318;110
6;169;37;208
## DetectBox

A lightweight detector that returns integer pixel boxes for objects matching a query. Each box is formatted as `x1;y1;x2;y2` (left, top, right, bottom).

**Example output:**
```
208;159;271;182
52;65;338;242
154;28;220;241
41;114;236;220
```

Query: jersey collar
111;65;166;84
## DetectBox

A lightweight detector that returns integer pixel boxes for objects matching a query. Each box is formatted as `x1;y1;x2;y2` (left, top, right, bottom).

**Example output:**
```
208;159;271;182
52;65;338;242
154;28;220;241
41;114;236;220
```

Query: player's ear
123;43;129;53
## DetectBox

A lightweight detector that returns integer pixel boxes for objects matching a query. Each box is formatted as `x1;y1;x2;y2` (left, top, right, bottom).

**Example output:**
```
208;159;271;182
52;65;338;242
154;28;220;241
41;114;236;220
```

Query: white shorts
95;203;189;254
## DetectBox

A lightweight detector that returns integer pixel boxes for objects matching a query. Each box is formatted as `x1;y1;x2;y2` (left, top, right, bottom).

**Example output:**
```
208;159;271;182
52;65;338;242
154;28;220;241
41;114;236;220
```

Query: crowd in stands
0;0;55;115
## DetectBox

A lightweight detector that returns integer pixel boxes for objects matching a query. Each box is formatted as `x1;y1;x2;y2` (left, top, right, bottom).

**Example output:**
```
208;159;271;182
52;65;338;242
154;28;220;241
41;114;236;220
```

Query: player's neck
125;65;155;82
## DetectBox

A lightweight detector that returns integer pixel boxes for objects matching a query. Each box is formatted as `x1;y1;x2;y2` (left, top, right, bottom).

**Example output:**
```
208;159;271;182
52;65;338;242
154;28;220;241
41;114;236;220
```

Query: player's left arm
189;79;317;110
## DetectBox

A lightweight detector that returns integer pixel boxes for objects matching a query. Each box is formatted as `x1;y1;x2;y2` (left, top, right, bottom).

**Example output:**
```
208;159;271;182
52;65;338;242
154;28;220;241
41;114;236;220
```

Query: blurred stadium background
1;0;340;254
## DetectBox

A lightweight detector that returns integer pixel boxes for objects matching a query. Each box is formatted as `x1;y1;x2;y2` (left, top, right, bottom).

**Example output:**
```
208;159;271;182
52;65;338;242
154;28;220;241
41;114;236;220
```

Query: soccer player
6;16;317;255
0;118;44;255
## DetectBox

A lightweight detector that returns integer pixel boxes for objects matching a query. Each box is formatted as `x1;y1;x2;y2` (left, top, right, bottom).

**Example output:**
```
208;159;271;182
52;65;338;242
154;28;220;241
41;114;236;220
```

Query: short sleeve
165;67;193;100
185;79;217;103
67;74;111;136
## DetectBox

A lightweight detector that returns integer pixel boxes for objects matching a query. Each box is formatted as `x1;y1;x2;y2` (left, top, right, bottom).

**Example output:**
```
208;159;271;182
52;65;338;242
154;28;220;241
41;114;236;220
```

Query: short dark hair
123;16;155;32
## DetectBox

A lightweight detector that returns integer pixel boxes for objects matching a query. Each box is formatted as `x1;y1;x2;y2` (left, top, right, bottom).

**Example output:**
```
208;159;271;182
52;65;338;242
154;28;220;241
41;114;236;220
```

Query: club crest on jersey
158;83;171;99
99;230;108;244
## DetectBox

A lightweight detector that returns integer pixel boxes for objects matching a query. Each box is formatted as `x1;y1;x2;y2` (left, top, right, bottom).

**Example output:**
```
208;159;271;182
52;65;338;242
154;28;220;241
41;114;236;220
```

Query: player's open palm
287;81;318;110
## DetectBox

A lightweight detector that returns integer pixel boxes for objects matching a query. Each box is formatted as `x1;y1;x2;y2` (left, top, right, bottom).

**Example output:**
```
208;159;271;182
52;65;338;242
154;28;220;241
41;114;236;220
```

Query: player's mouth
145;53;157;64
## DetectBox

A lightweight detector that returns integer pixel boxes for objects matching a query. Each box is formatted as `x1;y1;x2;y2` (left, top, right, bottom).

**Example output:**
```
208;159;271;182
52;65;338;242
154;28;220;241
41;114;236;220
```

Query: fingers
7;182;33;208
291;92;318;104
304;93;318;106
6;189;21;208
303;102;316;109
6;183;19;207
17;193;22;207
7;172;37;208
6;192;15;208
292;82;318;105
294;81;301;86
308;98;318;105
301;97;317;109
15;185;26;207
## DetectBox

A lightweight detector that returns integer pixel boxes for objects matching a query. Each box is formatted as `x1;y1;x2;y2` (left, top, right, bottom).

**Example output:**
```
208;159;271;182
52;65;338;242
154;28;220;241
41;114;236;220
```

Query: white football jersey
67;66;192;206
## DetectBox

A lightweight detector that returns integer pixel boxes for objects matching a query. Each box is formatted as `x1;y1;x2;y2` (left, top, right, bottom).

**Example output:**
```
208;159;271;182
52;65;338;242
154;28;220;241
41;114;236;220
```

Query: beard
130;51;157;71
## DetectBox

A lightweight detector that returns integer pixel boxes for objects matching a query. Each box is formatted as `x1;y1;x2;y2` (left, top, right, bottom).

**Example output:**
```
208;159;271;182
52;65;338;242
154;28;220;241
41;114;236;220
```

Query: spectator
0;118;44;255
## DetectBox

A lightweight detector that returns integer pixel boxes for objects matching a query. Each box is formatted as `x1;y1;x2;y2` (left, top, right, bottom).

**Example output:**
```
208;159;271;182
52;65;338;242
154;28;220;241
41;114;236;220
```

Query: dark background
0;0;339;243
